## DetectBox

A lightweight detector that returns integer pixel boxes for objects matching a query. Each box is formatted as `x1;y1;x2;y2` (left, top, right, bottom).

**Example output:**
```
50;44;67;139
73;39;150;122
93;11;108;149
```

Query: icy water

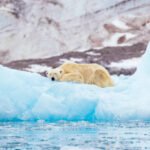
0;121;150;150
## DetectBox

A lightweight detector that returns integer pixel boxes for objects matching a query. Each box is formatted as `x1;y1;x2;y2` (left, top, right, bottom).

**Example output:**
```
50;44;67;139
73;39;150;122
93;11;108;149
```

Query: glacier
0;43;150;122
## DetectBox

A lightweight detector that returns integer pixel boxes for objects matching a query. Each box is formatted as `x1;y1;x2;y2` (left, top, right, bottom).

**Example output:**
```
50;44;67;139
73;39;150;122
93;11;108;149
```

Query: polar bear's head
46;68;64;81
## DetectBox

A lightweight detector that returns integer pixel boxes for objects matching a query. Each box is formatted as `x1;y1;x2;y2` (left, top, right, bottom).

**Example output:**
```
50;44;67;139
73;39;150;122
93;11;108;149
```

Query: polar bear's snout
47;72;58;81
51;77;55;81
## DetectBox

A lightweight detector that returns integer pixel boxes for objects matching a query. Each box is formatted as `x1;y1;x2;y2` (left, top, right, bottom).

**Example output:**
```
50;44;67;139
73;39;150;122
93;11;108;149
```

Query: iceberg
0;43;150;122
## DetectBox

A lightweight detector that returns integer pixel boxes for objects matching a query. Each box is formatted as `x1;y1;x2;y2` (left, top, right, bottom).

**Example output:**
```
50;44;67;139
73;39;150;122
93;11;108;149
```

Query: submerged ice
0;43;150;122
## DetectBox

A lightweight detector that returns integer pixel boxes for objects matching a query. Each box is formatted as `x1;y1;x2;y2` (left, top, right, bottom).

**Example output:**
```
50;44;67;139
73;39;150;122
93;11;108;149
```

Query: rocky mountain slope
4;43;146;76
0;0;150;63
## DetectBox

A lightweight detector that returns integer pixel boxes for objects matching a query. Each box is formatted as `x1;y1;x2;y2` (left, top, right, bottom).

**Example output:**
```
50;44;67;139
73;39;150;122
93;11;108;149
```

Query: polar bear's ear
59;69;64;74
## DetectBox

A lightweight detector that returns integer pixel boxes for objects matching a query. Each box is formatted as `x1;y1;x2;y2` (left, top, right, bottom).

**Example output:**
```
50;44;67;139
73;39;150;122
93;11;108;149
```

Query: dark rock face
3;43;147;76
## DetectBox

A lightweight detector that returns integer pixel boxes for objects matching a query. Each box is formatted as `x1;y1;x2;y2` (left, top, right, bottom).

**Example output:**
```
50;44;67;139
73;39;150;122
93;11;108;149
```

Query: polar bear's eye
60;70;62;73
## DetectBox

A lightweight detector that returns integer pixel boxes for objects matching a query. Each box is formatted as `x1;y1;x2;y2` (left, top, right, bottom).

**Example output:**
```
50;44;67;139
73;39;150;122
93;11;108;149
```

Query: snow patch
26;64;51;73
109;58;140;69
86;51;101;56
112;19;130;30
60;59;74;63
70;57;83;62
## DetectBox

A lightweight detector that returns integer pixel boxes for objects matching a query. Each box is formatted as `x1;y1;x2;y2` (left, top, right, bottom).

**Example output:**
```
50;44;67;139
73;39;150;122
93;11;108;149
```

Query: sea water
0;121;150;150
0;43;150;149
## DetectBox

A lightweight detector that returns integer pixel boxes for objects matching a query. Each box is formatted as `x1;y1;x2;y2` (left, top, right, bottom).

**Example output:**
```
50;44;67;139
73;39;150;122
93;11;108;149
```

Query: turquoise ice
0;43;150;122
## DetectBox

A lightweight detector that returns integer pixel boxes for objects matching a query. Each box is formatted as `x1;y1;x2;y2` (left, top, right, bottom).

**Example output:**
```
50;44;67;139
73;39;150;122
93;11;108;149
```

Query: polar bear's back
61;62;109;74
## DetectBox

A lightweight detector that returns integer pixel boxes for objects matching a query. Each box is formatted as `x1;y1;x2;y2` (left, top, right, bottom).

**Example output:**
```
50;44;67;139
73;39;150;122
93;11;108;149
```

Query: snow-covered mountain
0;0;149;63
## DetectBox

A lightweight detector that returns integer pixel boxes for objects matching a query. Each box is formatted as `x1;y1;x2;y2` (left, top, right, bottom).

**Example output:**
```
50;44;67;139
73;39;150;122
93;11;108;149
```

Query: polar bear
46;62;114;88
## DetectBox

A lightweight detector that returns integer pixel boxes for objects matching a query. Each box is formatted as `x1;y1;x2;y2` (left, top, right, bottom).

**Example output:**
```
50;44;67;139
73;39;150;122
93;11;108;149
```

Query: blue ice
0;43;150;122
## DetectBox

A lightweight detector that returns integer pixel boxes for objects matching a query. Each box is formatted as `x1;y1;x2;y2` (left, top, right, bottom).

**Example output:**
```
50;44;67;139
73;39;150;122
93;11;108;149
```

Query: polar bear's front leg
60;73;84;83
